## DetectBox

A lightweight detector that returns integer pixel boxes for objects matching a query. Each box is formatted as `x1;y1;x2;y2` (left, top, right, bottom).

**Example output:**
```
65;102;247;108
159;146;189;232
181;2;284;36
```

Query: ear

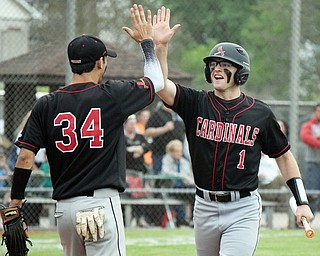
96;57;105;70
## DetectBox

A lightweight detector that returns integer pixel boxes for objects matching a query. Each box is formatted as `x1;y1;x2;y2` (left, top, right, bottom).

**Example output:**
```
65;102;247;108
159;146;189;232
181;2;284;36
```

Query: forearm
276;151;309;205
140;39;164;92
155;43;176;106
145;126;169;138
276;151;301;181
155;43;169;82
11;148;35;200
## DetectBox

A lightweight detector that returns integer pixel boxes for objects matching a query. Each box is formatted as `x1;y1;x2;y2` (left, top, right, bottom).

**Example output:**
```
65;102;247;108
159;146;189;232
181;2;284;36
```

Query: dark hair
70;57;105;75
70;62;96;75
314;103;320;111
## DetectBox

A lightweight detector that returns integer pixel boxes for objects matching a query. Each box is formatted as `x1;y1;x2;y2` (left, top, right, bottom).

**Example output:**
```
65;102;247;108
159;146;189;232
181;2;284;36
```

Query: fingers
123;4;152;42
87;213;97;241
76;212;81;236
161;6;166;22
122;27;133;37
147;9;152;24
133;4;142;24
155;6;169;24
96;208;105;239
76;208;105;242
172;24;181;33
138;4;146;23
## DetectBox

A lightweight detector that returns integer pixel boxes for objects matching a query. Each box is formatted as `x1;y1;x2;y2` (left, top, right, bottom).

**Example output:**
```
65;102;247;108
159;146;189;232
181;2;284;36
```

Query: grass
1;228;319;255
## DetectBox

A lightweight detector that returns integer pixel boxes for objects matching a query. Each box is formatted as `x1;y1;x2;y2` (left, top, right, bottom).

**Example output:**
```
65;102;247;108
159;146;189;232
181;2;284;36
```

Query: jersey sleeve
164;84;200;127
259;108;290;158
15;96;48;154
102;78;155;118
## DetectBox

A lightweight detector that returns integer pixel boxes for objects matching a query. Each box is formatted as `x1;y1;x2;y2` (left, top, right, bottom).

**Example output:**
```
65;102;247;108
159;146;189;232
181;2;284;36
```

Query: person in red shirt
300;103;320;213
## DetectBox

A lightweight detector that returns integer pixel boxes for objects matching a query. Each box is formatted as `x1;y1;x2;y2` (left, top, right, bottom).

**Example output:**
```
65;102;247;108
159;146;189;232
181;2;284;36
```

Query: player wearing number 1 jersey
8;5;163;256
150;6;314;256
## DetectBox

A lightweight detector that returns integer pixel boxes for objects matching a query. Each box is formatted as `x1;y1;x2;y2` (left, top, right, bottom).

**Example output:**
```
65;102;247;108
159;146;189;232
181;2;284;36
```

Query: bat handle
301;217;315;238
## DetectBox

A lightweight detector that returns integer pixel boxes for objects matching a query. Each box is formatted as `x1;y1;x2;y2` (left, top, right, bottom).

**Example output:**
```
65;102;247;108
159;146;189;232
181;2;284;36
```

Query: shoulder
245;95;274;115
33;93;55;111
176;84;206;98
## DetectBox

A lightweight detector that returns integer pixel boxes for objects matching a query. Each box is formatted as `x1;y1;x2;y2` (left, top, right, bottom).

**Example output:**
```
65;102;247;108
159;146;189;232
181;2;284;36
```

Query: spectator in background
124;114;151;227
7;111;47;172
300;103;320;213
136;109;151;135
258;120;289;190
135;109;153;168
0;153;11;219
145;101;185;175
161;139;194;227
39;154;52;188
124;114;150;174
0;153;11;188
7;111;31;171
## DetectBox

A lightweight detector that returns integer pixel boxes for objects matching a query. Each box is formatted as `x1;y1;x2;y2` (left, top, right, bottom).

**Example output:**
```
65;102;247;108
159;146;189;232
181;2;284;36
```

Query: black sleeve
102;78;155;118
259;107;290;158
15;96;48;154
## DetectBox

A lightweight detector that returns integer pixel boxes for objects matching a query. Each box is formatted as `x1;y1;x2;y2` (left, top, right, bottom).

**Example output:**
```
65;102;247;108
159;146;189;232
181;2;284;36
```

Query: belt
83;188;118;198
196;188;251;202
86;191;94;197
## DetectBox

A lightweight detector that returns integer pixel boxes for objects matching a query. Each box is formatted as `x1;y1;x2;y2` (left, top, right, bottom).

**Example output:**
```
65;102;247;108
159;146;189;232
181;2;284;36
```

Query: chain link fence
0;0;319;230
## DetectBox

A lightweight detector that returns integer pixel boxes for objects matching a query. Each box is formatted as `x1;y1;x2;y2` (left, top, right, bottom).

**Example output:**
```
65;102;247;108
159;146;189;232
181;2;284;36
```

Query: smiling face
208;58;240;99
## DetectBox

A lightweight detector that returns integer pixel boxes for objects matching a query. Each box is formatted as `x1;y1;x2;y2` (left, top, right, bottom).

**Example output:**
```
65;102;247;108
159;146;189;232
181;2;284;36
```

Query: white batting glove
76;207;105;241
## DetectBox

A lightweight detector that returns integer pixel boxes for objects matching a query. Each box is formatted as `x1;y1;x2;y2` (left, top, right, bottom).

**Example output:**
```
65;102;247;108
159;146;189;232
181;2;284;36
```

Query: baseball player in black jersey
8;5;164;256
136;6;313;256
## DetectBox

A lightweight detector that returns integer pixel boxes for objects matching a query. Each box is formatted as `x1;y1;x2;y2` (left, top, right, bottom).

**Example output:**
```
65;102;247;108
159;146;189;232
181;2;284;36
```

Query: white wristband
140;39;164;92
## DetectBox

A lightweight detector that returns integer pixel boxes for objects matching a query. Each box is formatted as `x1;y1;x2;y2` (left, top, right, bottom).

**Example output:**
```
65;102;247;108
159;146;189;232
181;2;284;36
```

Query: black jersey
16;79;154;200
125;132;150;174
146;107;185;155
167;84;290;192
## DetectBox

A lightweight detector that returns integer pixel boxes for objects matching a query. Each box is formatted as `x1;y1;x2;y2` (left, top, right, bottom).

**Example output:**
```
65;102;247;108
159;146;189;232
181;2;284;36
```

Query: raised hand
153;6;181;46
123;4;153;43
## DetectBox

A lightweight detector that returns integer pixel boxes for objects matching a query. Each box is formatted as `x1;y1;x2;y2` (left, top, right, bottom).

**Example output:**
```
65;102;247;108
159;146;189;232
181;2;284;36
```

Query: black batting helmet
203;42;250;85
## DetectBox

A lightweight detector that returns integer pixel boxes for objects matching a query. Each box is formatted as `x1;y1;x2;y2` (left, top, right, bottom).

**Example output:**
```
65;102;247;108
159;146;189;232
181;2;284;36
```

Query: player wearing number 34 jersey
151;6;314;256
9;5;164;256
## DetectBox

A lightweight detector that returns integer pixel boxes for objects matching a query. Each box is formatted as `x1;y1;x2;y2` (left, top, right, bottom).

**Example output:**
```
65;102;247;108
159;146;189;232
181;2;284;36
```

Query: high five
127;5;314;256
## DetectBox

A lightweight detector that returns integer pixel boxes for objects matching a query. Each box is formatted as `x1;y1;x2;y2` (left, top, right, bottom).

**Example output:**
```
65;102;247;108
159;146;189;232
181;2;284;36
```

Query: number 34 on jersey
54;108;104;153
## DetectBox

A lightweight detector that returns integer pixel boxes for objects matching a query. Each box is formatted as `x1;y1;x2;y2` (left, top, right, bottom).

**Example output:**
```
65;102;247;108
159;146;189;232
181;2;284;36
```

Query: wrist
286;177;309;206
11;167;32;199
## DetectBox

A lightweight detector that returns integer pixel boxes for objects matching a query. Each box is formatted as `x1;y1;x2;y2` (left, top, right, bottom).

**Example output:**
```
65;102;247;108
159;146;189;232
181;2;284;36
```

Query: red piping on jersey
57;83;100;93
143;77;154;103
207;93;222;190
220;95;253;190
16;140;39;151
214;94;247;111
269;143;290;158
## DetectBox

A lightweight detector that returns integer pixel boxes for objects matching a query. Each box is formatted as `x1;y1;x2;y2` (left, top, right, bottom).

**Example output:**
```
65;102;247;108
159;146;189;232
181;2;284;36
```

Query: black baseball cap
68;34;117;64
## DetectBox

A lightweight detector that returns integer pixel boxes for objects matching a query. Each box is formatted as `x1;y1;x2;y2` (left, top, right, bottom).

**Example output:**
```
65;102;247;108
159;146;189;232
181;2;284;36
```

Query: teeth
214;75;223;79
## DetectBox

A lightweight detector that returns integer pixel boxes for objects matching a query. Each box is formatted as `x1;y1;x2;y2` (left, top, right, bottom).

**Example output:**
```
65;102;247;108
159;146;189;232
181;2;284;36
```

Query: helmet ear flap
204;64;212;83
234;68;249;86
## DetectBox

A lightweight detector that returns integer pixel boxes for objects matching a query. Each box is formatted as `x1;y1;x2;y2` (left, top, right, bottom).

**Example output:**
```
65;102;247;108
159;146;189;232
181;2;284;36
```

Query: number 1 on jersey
237;149;246;169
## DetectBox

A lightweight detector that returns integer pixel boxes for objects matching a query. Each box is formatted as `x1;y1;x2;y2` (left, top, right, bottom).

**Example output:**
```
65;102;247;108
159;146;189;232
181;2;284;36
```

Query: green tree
240;0;292;99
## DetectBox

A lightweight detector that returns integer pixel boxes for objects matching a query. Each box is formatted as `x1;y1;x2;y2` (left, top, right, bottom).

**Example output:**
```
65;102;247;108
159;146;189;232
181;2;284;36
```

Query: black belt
196;188;251;202
86;190;94;197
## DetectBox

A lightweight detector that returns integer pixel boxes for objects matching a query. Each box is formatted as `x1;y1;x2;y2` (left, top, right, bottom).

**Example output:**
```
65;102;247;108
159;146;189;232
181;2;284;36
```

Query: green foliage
26;0;320;100
178;39;218;90
163;0;320;100
241;0;292;99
